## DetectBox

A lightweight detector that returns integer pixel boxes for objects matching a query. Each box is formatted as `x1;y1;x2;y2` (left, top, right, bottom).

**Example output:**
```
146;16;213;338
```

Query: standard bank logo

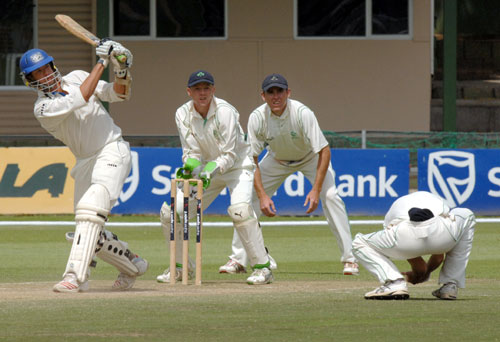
427;151;475;207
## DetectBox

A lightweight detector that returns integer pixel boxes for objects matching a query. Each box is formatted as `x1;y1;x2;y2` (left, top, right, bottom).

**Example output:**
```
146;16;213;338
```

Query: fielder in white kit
219;73;359;276
19;41;148;293
156;70;273;285
352;191;475;300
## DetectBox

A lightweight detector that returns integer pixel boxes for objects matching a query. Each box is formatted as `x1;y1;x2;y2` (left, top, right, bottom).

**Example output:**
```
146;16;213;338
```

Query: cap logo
30;52;44;63
271;76;278;81
197;71;205;77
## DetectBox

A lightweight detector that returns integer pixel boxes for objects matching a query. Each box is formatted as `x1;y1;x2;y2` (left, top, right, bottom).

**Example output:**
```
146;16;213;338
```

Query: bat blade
55;14;127;63
55;14;100;46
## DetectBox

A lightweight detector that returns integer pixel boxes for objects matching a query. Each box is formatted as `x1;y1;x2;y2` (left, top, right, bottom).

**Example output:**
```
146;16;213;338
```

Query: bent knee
351;233;370;251
228;202;256;223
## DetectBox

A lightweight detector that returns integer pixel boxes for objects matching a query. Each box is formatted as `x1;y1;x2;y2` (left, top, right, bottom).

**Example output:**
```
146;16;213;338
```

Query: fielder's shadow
407;298;475;301
279;271;343;276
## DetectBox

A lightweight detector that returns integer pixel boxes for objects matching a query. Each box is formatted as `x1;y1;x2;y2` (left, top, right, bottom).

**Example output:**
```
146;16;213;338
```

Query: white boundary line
0;218;498;227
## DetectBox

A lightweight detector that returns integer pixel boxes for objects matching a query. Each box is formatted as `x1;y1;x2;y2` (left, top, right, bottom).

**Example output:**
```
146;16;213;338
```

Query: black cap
408;208;434;222
187;70;214;87
262;73;288;91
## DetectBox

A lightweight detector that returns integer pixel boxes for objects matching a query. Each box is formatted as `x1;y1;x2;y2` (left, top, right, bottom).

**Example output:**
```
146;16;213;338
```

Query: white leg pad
228;203;268;266
64;184;110;283
96;230;144;277
64;220;102;283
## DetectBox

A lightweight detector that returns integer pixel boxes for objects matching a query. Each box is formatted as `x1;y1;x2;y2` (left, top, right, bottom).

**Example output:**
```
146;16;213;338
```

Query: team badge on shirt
213;129;223;144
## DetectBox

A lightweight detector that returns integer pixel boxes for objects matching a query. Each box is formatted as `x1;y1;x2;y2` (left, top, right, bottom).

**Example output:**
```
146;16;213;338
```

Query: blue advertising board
418;149;500;215
112;148;409;216
332;149;409;215
113;147;229;215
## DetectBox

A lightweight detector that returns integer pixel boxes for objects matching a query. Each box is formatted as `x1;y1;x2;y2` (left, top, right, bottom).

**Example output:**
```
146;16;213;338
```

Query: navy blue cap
262;73;288;91
187;70;214;87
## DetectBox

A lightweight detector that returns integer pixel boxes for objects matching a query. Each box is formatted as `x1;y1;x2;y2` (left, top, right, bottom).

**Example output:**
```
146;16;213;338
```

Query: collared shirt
175;96;252;174
247;99;329;162
384;191;451;228
33;70;124;159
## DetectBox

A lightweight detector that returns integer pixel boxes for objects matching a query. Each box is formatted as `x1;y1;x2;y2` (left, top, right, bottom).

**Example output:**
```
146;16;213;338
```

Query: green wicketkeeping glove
176;158;201;179
200;161;219;189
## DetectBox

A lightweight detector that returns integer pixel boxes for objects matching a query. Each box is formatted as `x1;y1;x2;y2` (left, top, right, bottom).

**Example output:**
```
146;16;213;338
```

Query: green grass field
1;215;500;341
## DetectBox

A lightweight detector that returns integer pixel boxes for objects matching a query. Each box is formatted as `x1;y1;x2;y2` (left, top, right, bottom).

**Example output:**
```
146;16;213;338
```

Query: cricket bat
55;14;127;63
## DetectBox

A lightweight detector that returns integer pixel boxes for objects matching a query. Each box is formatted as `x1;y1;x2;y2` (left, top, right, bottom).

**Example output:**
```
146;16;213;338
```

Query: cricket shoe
247;267;273;285
219;259;247;274
112;256;149;291
53;273;89;293
343;262;360;276
364;279;409;300
156;266;194;283
432;283;458;300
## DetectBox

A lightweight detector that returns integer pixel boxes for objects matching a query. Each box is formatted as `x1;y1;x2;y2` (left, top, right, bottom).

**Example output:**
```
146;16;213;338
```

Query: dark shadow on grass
278;271;342;275
408;298;476;301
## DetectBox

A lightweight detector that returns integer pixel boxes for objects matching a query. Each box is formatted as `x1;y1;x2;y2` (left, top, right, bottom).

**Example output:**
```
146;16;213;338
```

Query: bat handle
116;55;127;63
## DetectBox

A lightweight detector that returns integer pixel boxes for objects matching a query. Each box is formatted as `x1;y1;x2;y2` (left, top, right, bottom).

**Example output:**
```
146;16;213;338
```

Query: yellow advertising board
0;147;75;214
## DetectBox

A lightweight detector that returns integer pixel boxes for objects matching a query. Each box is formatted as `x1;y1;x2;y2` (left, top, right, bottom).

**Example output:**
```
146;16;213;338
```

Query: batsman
19;40;148;293
157;70;274;285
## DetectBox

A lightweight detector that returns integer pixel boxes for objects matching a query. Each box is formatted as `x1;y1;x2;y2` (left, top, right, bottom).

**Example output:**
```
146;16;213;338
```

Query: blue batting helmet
19;49;54;75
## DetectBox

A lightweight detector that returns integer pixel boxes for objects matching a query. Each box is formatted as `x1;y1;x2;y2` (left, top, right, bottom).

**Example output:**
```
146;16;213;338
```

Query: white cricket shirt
384;191;451;228
33;70;124;159
248;99;329;162
175;96;252;174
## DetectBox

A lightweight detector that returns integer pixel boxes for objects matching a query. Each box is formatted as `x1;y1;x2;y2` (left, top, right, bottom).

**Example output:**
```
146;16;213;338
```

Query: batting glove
200;161;219;190
111;42;133;68
95;39;114;68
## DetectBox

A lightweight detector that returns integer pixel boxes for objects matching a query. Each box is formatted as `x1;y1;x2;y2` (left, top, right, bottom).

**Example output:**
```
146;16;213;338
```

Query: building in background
4;0;496;136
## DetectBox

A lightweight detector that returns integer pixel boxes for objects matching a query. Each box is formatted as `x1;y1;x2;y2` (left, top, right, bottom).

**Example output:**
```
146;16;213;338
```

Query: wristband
97;58;109;68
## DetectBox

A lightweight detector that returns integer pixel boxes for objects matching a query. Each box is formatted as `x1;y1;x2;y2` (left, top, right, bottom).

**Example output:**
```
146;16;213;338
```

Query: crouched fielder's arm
252;156;277;217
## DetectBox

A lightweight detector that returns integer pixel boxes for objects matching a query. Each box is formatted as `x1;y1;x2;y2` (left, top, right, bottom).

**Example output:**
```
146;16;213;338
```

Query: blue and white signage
332;149;409;215
112;148;409;216
418;149;500;214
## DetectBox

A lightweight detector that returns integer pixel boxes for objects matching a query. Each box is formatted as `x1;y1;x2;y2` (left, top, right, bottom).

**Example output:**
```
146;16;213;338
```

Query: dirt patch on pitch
0;280;371;302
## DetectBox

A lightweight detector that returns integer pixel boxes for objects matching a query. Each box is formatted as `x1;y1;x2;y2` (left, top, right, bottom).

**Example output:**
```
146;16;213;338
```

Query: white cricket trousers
352;208;475;288
71;139;131;210
163;166;269;267
229;152;355;267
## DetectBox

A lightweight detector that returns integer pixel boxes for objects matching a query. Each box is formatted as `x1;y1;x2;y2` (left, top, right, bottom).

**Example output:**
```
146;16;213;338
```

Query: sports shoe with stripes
432;283;458;300
364;279;409;300
156;266;194;283
53;273;89;293
247;267;273;285
219;259;247;274
343;262;360;275
112;256;149;290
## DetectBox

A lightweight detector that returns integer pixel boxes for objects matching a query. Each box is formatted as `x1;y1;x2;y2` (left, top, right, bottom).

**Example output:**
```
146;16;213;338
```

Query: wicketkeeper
157;70;273;285
19;40;148;293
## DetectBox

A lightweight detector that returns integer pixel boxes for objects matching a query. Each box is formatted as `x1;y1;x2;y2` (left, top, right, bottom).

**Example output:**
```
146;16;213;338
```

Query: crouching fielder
19;41;147;293
352;191;475;300
157;70;273;285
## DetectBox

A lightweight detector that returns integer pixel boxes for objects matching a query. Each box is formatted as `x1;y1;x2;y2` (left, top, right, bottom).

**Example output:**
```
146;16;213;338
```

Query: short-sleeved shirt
247;99;328;162
384;191;451;228
33;70;124;159
175;96;252;174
